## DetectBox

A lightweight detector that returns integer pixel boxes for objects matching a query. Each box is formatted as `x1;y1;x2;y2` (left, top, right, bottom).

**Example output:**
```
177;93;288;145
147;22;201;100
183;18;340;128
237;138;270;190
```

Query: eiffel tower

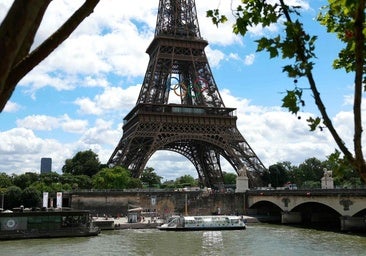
108;0;267;188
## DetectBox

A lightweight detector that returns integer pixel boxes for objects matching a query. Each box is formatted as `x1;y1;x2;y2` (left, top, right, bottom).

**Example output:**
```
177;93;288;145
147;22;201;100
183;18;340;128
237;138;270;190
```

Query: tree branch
0;0;100;112
13;1;52;67
279;0;355;163
0;0;51;98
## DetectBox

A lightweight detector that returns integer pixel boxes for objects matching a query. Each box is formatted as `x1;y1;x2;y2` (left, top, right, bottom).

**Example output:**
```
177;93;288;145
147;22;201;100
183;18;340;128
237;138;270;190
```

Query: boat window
62;215;83;227
231;219;239;224
185;219;196;225
167;217;179;227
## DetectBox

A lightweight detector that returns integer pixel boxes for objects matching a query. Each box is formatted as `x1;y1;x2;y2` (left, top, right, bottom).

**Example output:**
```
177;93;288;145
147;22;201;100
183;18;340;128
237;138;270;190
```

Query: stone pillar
281;211;302;224
340;216;366;231
236;167;249;192
321;168;334;189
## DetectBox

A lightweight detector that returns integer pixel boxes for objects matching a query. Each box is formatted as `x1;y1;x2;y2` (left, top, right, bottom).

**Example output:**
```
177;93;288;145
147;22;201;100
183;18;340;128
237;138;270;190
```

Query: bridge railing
247;188;366;196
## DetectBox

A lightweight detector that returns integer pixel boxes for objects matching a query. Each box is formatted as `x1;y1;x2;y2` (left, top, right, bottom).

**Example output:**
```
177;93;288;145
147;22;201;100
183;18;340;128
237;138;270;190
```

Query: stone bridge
59;188;366;232
246;189;366;231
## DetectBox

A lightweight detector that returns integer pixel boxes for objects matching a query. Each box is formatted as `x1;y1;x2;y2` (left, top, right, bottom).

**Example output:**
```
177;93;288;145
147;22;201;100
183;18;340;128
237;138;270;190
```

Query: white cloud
283;0;310;10
205;47;225;68
3;101;21;112
148;151;197;181
244;53;255;65
227;53;240;61
0;128;69;174
74;84;140;115
221;89;337;166
60;115;89;134
11;0;155;97
15;114;89;134
343;95;353;106
79;118;118;146
74;98;102;115
0;0;16;26
19;70;79;100
195;0;243;46
83;75;109;88
16;115;60;131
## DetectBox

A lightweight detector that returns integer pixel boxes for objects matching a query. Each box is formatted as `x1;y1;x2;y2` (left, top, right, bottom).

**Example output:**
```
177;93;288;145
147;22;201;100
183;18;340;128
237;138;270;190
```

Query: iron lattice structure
108;0;267;188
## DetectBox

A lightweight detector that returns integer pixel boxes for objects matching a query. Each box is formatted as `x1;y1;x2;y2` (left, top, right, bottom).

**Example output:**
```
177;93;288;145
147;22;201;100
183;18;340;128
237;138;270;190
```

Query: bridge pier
235;175;249;192
281;211;302;224
340;216;366;232
310;212;337;223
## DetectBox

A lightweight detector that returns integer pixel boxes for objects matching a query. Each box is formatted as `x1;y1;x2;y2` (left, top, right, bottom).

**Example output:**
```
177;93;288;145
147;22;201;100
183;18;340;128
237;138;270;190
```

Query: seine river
1;224;366;256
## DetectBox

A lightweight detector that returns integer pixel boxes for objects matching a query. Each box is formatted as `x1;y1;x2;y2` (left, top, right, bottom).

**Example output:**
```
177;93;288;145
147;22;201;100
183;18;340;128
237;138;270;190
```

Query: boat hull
0;228;100;240
92;219;115;230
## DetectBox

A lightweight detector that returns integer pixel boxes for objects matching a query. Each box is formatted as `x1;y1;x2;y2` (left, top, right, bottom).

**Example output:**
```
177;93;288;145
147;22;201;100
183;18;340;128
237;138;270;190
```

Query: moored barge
0;208;100;240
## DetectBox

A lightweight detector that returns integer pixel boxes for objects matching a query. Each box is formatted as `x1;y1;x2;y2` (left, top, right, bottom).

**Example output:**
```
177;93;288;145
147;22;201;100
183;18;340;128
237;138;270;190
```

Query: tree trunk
352;0;366;183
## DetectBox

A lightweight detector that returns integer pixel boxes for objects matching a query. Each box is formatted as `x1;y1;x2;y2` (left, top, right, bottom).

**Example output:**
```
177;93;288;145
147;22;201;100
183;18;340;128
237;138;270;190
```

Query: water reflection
201;231;224;256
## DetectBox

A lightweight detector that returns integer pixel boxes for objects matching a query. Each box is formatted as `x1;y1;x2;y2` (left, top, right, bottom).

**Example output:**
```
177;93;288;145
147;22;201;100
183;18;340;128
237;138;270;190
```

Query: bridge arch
353;208;366;217
286;199;344;215
291;202;341;224
249;200;282;222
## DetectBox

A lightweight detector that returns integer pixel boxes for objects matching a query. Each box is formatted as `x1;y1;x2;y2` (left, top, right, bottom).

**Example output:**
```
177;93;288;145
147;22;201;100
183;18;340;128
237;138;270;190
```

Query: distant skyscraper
40;158;52;173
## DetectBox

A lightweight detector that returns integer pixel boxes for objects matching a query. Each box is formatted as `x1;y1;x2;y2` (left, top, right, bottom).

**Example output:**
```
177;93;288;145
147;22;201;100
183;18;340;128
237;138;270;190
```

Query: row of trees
0;168;196;210
1;149;363;210
264;151;363;189
0;150;199;209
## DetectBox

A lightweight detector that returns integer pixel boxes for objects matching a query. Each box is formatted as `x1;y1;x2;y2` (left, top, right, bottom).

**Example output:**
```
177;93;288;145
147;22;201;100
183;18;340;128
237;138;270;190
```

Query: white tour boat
158;215;246;231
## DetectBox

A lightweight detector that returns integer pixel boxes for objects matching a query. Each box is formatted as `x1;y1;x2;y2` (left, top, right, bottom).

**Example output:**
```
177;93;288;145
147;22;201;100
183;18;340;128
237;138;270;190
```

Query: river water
1;224;366;256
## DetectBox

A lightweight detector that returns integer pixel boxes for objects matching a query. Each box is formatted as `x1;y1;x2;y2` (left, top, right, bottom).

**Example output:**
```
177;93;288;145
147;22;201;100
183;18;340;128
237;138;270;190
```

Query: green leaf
269;47;279;58
306;117;322;131
283;65;299;77
282;91;300;114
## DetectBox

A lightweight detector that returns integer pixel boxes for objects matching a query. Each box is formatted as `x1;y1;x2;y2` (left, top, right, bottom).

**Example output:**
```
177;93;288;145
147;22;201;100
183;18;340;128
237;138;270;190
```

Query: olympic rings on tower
166;76;208;98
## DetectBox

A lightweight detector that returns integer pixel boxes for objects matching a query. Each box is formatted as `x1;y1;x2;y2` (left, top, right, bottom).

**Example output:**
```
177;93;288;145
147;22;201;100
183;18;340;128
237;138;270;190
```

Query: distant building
40;158;52;174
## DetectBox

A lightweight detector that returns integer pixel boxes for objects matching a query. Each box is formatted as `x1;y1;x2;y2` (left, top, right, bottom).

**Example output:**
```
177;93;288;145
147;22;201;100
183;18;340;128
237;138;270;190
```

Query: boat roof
182;215;242;220
0;209;91;217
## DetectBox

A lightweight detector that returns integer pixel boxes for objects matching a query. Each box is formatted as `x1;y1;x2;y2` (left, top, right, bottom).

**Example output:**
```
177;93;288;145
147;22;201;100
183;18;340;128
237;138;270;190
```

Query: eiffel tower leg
108;129;156;178
199;148;225;189
183;144;224;188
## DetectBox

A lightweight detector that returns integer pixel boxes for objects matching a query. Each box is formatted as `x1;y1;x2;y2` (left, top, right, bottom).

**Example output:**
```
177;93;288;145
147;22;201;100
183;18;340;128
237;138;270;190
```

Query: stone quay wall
69;190;246;218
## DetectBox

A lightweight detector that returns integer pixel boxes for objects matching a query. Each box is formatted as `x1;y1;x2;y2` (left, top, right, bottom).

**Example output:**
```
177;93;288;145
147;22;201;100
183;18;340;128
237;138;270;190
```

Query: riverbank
115;217;162;229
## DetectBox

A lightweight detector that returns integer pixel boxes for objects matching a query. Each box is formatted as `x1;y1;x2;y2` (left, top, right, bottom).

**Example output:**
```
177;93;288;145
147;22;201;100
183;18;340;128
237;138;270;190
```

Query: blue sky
0;0;360;181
